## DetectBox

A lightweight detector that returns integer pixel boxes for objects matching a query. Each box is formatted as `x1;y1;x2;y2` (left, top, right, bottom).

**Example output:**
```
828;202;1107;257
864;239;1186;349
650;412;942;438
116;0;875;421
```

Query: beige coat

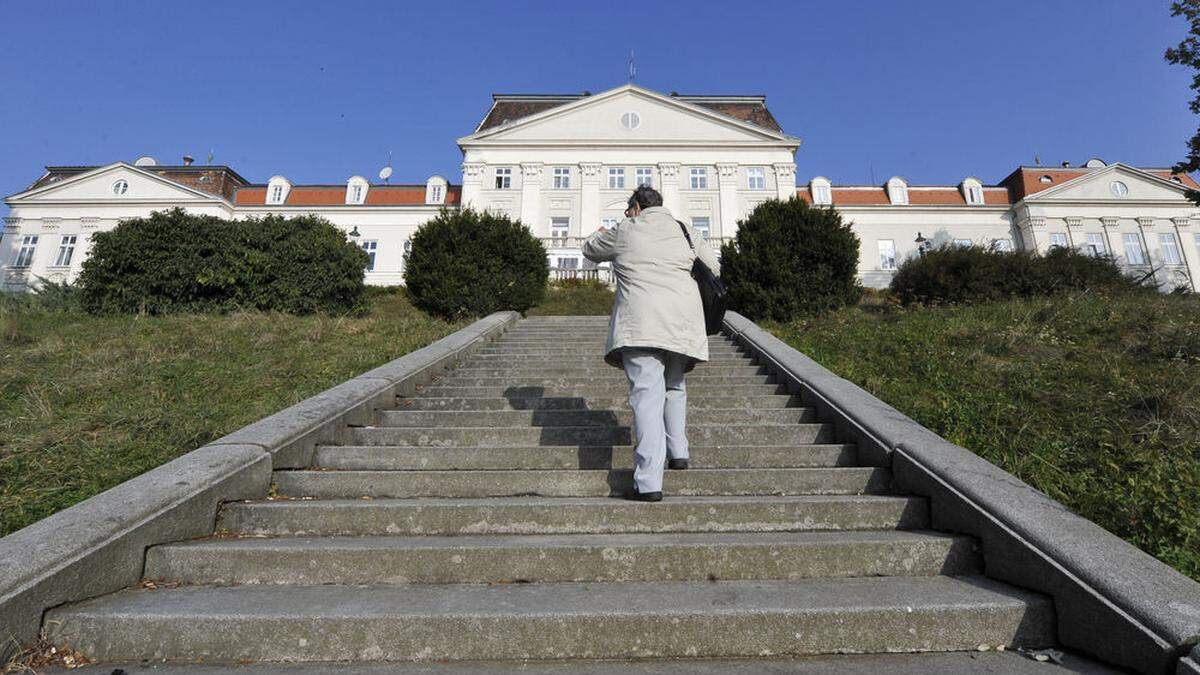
582;205;721;370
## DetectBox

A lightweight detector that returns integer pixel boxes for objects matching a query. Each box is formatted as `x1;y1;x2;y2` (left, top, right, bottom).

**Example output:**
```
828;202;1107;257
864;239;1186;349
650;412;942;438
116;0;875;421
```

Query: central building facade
5;83;1200;291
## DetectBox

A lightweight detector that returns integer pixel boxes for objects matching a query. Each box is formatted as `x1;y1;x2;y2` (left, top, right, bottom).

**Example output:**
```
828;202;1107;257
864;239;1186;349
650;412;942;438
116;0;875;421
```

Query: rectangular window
600;217;618;231
967;185;984;204
360;240;377;271
553;167;571;189
1195;232;1200;259
1085;233;1106;257
691;217;710;239
689;167;708;190
495;167;512;189
1123;233;1146;265
554;257;579;269
953;238;973;248
812;183;831;205
269;184;284;204
878;239;897;270
550;217;569;242
608;167;625;189
992;238;1013;252
635;167;653;187
13;235;38;268
1159;232;1182;265
1049;233;1068;249
53;234;77;267
746;167;766;190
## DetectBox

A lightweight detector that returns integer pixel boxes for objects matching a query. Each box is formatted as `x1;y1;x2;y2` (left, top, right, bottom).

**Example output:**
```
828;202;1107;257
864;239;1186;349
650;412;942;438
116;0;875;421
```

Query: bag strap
675;219;697;252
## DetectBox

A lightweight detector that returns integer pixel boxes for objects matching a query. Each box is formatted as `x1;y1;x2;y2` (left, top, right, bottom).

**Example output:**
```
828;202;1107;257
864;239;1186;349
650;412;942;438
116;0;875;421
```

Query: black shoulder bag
676;220;728;335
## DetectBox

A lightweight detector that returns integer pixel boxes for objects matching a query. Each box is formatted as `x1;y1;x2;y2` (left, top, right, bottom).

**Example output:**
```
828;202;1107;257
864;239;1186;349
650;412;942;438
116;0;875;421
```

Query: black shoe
626;488;663;502
668;458;689;470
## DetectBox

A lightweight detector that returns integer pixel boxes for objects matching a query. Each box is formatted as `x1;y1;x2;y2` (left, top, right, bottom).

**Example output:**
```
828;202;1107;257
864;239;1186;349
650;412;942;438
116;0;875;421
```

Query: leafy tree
404;208;548;319
719;198;861;321
1166;0;1200;204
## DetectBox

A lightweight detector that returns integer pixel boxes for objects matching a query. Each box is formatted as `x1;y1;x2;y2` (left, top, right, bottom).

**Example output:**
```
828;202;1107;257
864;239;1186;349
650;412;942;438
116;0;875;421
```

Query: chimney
1060;161;1071;168
182;155;195;166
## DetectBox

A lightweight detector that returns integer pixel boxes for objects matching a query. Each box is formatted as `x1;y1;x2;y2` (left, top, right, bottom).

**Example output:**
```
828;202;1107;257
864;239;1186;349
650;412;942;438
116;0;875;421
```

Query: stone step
375;407;816;427
145;530;981;586
465;354;755;365
394;394;802;411
432;375;774;388
446;365;768;378
217;495;929;536
491;340;736;349
418;383;788;397
313;444;859;470
474;347;748;357
271;467;891;499
347;423;833;447
46;576;1054;663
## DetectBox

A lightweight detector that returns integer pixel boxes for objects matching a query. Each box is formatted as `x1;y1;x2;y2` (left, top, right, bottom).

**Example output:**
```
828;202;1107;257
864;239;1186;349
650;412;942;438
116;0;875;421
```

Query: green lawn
767;290;1200;580
526;279;614;316
0;291;464;537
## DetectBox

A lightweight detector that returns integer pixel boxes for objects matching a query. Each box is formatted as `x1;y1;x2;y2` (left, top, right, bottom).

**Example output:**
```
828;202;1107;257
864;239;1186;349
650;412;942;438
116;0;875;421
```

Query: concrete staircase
47;316;1059;667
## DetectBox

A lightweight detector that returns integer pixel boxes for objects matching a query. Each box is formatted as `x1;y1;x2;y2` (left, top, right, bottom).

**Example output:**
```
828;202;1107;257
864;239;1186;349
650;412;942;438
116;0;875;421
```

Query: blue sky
1;1;1195;216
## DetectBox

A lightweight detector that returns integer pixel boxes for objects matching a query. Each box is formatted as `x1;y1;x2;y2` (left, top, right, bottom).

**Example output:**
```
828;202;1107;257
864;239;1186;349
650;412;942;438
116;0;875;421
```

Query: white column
1101;217;1120;260
579;162;601;239
773;162;797;201
1173;216;1199;291
519;163;543;235
1022;216;1046;253
658;163;681;217
460;162;485;210
1065;217;1082;250
716;162;739;240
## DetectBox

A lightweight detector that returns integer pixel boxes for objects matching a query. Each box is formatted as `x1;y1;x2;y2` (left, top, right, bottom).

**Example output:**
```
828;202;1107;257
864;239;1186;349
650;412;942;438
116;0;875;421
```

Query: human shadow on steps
502;385;631;486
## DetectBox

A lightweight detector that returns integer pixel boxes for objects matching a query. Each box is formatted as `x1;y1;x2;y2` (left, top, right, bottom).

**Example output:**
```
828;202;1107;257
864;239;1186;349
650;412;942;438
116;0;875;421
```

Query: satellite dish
134;156;158;167
378;166;393;183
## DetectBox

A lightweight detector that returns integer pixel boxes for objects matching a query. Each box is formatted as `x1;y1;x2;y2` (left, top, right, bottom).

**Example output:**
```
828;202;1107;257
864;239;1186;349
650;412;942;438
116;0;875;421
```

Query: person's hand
596;226;609;234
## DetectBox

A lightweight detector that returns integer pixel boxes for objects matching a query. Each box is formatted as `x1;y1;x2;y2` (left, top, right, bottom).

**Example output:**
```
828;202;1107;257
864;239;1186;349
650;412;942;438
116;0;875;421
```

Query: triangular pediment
459;85;798;146
1026;163;1190;203
8;163;224;203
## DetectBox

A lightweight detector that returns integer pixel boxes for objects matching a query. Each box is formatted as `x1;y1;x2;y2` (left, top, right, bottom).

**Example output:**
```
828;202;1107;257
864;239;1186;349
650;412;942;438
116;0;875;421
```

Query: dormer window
962;177;984;205
266;176;291;205
886;177;908;205
346;176;369;205
425;176;448;205
1040;175;1053;184
810;177;832;205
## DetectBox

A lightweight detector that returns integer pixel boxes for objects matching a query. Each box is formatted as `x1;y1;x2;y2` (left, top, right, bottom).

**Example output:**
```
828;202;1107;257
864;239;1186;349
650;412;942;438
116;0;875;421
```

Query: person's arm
582;220;622;262
694;232;721;277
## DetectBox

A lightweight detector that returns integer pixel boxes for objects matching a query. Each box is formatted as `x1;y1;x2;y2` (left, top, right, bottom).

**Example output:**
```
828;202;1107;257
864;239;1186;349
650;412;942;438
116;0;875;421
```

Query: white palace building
5;83;1200;291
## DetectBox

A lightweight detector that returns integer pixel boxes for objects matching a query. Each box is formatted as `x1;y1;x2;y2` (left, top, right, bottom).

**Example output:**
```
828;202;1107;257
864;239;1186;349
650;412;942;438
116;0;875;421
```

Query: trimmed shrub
404;208;548;319
78;209;368;314
890;244;1146;305
720;198;861;321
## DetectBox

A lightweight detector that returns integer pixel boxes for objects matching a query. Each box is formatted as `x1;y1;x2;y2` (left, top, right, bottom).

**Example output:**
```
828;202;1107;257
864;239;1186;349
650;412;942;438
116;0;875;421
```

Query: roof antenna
628;50;636;82
206;149;214;165
1034;154;1042;167
378;150;393;184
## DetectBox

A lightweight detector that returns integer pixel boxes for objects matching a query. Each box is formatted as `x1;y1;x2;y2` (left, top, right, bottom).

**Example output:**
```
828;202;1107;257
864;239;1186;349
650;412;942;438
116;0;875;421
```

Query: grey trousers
621;348;689;493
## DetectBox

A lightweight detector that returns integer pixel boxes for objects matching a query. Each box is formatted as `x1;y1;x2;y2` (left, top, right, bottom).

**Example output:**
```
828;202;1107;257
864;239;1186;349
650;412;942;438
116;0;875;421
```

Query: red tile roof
999;167;1200;200
797;186;1012;206
233;185;461;206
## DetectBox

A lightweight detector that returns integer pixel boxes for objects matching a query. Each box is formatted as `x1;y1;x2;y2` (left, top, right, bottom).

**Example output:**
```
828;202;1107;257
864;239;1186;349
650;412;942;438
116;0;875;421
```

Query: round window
1110;181;1129;198
112;179;129;195
620;111;641;130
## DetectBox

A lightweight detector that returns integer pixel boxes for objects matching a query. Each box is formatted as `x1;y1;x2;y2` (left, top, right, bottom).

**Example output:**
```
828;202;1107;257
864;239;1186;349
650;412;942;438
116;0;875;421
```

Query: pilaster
716;163;740;239
1101;217;1120;260
579;163;601;238
460;162;486;209
519;163;543;234
658;163;681;217
1020;216;1046;253
1173;216;1199;291
773;162;797;201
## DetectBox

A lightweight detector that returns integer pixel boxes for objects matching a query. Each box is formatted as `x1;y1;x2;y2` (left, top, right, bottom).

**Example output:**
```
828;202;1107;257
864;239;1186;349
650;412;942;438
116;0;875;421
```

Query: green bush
890;244;1146;305
720;198;861;320
404;208;548;319
77;209;368;315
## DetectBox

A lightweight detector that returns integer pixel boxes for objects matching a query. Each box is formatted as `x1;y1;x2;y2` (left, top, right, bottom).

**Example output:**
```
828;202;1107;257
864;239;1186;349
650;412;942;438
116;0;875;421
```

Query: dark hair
628;185;663;210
